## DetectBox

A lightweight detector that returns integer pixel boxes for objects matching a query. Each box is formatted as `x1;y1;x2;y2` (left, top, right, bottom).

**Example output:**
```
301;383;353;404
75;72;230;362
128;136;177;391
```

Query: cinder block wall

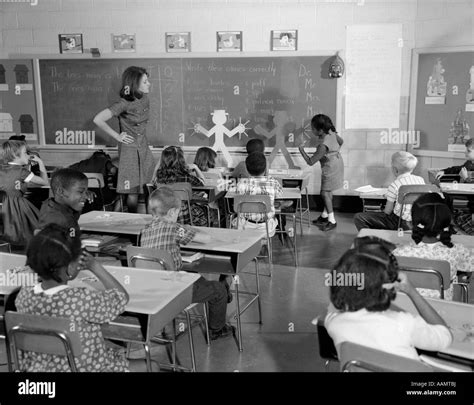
1;0;473;193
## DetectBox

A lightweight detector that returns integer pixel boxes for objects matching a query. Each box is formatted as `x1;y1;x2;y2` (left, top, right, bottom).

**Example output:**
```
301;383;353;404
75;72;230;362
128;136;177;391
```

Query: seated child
230;138;265;179
152;146;209;226
9;135;41;176
69;150;119;211
393;193;474;300
436;139;474;235
193;147;223;176
38;168;91;236
324;237;452;361
0;140;48;247
140;187;235;341
354;151;425;231
229;152;283;237
15;224;130;372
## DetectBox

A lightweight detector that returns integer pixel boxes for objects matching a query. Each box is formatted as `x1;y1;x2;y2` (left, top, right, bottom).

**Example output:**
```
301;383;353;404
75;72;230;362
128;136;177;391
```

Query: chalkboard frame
28;51;342;151
408;46;474;158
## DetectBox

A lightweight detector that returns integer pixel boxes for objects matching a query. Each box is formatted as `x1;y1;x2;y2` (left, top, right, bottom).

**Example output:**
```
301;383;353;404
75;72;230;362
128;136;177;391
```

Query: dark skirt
321;153;344;192
1;195;39;246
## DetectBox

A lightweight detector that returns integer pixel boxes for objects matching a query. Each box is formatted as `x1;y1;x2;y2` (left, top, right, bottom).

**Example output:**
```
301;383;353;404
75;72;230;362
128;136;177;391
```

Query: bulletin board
409;46;474;153
0;59;39;143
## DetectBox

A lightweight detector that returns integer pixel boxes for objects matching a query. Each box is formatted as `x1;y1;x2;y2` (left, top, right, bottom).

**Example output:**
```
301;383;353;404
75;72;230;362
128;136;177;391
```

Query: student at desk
140;187;234;341
0;140;48;248
325;237;452;362
230;139;265;179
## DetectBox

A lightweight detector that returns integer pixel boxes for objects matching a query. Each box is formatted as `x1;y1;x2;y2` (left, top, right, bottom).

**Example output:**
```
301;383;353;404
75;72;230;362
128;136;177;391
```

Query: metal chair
143;183;157;214
124;246;209;372
395;256;468;302
155;183;194;225
297;176;311;235
0;287;20;371
396;184;440;229
5;311;82;372
232;195;273;276
339;341;438;372
84;172;106;211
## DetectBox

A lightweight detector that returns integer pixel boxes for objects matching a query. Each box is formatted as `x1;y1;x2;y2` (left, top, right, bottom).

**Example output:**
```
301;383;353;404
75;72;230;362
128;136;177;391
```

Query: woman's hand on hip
118;132;135;144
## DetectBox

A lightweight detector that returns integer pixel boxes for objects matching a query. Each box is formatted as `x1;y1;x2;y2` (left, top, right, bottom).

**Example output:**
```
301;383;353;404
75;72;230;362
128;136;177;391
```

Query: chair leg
143;343;152;372
306;192;311;228
298;199;304;236
234;277;243;352
293;214;298;268
203;303;210;346
185;310;197;372
254;258;262;325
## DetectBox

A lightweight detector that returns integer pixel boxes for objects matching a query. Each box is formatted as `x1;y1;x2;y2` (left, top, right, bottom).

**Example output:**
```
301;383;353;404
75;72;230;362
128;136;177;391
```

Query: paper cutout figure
253;110;299;169
19;114;34;134
0;65;6;84
449;109;470;147
427;59;447;97
194;110;245;167
14;65;29;84
0;112;13;132
466;65;474;103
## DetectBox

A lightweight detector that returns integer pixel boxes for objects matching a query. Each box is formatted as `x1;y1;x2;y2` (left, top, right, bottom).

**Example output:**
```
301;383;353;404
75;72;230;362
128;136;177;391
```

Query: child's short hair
465;138;473;150
330;237;399;312
246;139;265;155
245;152;266;176
411;193;453;247
391;151;418;174
26;223;82;283
149;186;181;216
194;147;217;171
50;168;88;196
2;140;25;163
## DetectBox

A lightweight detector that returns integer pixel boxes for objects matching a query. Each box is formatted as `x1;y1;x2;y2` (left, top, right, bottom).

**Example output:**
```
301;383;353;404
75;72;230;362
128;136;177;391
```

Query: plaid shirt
229;176;283;222
140;217;196;270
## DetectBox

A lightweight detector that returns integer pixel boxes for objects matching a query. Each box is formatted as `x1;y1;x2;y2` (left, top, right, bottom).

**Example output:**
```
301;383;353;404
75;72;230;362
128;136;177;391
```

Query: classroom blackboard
39;56;337;148
411;49;474;151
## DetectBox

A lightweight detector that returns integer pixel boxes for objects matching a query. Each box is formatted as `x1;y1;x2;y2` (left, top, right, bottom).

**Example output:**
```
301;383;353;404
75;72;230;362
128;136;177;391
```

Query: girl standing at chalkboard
93;66;155;213
297;114;344;231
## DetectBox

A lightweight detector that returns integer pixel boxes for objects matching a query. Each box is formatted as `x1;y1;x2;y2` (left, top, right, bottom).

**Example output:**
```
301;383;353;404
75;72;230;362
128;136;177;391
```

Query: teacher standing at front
298;114;344;231
93;66;155;213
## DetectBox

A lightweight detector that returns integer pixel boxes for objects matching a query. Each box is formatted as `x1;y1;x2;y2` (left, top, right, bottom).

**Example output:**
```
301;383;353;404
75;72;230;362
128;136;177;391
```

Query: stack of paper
181;252;204;263
354;185;387;193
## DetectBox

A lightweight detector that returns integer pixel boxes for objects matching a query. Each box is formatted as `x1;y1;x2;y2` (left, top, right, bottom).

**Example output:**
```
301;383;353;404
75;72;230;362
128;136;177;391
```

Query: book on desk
81;234;120;248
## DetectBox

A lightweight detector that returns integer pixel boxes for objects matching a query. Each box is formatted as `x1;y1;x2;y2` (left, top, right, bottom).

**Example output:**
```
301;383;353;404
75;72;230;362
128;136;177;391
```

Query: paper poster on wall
345;24;402;129
0;64;8;91
466;65;474;112
448;109;470;152
425;58;446;104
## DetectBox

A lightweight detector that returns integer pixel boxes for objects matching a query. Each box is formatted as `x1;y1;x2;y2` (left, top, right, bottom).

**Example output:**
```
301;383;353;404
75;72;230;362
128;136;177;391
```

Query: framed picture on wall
112;34;136;53
58;34;83;54
271;30;297;51
166;32;191;52
217;31;242;52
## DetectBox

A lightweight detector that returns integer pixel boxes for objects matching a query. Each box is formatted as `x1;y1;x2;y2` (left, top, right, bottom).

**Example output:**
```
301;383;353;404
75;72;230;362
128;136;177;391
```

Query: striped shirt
385;172;425;221
229;176;283;222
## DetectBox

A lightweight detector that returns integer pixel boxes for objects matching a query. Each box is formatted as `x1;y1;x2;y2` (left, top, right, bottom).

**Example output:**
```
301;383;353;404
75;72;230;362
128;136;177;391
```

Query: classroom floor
1;211;472;372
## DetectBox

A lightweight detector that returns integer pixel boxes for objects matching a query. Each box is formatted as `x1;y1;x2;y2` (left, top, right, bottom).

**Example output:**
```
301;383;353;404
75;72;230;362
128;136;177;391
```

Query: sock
328;213;336;223
321;208;328;218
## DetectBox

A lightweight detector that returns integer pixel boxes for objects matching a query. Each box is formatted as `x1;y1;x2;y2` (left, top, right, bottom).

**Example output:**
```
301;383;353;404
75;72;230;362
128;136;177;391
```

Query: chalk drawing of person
194;110;245;167
253;110;300;169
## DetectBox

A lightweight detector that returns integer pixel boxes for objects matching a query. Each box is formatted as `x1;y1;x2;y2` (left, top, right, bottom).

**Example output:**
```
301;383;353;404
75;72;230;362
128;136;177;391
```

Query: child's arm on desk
190;227;212;244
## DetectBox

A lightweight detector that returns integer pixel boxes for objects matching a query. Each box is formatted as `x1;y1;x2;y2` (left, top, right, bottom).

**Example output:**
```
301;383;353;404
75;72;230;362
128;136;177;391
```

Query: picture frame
112;34;136;53
271;30;297;51
217;31;242;52
58;34;83;54
166;32;191;53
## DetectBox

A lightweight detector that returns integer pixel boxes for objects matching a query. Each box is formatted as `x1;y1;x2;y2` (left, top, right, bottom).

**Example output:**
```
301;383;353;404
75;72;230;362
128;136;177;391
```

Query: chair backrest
395;256;451;298
143;183;157;214
126;245;176;271
339;341;435;372
5;311;82;372
84;172;105;188
155;182;193;224
315;317;338;362
397;184;440;205
233;194;272;215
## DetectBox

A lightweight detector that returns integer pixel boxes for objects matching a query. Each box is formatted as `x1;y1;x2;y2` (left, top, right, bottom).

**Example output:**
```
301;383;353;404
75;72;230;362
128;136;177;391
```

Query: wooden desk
269;169;309;189
225;188;302;201
392;292;474;365
357;228;474;249
78;211;152;242
181;227;263;351
440;182;474;196
192;183;227;204
358;188;388;212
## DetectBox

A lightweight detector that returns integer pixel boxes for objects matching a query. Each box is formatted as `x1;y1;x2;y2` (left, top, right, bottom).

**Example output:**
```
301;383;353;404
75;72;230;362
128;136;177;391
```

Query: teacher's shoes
320;221;337;231
312;216;328;226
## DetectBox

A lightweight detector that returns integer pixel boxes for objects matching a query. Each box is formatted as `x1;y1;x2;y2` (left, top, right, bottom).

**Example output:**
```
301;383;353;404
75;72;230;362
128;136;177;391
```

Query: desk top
440;183;474;195
79;211;152;236
184;227;263;254
392;292;474;361
358;188;388;199
225;188;302;200
357;229;474;250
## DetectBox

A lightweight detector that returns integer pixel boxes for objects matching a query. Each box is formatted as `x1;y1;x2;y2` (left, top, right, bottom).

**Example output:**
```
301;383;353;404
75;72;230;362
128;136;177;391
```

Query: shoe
209;324;236;341
312;216;328;226
321;221;337;231
219;276;233;303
